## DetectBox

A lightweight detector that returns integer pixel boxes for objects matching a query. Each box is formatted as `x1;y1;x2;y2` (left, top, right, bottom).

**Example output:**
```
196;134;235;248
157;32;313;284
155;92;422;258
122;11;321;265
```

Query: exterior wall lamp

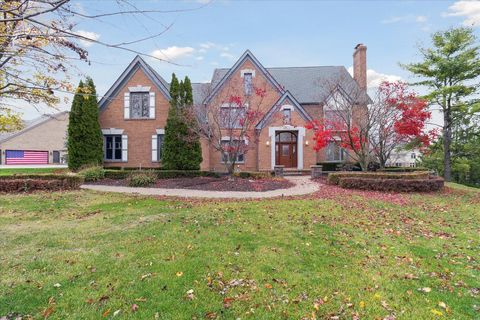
266;140;270;146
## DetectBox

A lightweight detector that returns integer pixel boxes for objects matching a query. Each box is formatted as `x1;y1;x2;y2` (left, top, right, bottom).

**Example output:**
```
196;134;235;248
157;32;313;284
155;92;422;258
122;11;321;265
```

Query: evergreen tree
67;77;104;170
402;27;480;181
162;74;202;170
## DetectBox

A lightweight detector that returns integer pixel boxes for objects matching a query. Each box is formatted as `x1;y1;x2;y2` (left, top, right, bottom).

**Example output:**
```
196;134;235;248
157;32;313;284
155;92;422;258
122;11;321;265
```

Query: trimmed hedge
338;176;444;192
234;171;272;179
0;174;84;193
379;167;430;172
104;170;220;180
327;172;430;185
317;162;339;171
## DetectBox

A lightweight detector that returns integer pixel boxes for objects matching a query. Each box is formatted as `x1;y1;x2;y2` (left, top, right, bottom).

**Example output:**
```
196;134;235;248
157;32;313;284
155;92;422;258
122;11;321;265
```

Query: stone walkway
81;176;319;199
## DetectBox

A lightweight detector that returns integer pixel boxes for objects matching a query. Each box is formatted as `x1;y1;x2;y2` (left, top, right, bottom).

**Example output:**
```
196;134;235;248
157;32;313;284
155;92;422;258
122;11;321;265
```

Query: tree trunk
443;109;452;181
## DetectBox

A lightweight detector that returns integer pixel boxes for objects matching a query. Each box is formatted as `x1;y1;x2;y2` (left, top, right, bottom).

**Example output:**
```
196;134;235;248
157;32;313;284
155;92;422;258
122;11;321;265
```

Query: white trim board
268;126;306;170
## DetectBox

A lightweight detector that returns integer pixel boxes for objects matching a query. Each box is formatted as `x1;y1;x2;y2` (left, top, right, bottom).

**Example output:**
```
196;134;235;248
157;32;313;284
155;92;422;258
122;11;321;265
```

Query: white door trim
268;126;305;170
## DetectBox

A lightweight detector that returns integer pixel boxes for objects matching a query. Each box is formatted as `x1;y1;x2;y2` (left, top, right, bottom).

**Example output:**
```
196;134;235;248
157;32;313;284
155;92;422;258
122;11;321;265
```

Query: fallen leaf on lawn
154;312;160;319
135;297;147;302
53;283;61;288
359;301;365;309
264;283;272;289
223;297;234;308
141;273;152;280
176;272;183;277
43;306;54;318
113;309;121;317
374;293;381;299
418;287;432;293
102;308;110;318
438;302;447;309
431;309;443;316
131;304;138;312
185;289;195;300
313;298;325;310
205;311;217;319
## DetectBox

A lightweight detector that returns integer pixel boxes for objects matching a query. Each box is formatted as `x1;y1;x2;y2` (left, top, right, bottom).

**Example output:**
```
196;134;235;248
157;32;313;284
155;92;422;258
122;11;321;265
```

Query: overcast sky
19;0;480;122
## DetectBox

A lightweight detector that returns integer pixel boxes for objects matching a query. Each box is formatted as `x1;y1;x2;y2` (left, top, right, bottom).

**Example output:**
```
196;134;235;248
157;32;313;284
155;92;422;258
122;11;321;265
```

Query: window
283;109;292;125
410;163;416;167
326;142;346;162
52;151;60;163
157;134;164;161
220;104;246;128
411;153;416;159
105;135;122;160
243;72;253;96
221;140;245;163
130;92;150;119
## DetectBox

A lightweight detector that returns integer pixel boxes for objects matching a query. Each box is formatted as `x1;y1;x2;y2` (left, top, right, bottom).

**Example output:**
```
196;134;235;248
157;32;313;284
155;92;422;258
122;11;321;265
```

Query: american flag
5;150;49;165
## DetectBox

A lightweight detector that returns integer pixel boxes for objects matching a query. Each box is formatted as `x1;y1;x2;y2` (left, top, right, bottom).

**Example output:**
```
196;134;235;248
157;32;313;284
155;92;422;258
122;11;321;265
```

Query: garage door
5;150;49;165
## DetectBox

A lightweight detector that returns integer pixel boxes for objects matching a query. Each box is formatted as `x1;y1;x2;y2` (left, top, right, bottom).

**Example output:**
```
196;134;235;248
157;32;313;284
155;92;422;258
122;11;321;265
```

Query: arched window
275;131;297;143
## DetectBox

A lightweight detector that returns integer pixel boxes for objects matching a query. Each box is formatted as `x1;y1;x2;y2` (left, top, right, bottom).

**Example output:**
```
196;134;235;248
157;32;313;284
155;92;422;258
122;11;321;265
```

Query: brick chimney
353;43;367;90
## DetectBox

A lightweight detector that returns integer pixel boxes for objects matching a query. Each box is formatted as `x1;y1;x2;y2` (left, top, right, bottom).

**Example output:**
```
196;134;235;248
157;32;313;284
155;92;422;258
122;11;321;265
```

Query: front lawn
0;167;68;176
0;184;478;319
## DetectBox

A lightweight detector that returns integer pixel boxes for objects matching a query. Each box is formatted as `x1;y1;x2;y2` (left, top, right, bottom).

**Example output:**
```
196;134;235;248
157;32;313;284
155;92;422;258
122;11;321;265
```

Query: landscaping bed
88;176;294;192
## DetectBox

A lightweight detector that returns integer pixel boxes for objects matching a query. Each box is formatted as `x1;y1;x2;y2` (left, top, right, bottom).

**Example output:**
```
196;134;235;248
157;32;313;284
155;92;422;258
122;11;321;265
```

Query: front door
275;131;297;168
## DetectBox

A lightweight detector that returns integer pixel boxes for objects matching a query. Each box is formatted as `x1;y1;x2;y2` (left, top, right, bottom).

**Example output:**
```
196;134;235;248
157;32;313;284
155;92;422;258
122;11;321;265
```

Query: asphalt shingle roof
210;65;359;104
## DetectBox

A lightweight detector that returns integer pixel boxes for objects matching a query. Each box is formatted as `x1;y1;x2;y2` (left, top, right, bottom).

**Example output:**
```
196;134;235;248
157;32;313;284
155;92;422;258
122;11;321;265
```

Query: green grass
0;185;479;319
0;167;68;176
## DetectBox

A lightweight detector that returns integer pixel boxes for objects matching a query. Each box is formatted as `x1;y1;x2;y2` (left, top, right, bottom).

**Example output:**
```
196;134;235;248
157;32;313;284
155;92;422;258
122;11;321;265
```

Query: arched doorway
275;131;297;168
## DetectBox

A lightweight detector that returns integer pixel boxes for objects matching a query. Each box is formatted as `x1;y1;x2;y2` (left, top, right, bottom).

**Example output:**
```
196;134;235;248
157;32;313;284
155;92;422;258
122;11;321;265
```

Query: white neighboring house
386;148;421;167
0;111;69;165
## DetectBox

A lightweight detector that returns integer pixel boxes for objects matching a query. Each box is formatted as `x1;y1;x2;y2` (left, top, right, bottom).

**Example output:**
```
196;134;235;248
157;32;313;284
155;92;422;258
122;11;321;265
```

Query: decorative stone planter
310;165;323;178
274;165;285;177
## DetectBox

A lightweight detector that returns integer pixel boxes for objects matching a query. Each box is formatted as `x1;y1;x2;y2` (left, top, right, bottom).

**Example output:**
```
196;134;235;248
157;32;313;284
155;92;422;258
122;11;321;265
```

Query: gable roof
211;65;368;105
0;111;68;144
255;91;313;130
98;55;170;111
203;50;284;105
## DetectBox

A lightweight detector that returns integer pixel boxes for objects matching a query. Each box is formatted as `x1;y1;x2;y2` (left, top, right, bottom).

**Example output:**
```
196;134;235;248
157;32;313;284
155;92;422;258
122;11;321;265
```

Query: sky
20;0;480;120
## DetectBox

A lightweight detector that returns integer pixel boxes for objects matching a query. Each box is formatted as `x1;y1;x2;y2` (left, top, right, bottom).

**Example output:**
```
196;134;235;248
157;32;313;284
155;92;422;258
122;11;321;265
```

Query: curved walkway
80;176;319;199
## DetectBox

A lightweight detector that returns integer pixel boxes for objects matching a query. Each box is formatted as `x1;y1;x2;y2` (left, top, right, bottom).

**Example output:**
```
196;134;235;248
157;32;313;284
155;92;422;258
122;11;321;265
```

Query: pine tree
162;74;202;170
67;78;104;170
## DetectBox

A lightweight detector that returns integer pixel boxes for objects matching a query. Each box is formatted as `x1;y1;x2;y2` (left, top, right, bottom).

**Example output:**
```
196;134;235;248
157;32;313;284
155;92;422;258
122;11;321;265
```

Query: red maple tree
307;81;435;169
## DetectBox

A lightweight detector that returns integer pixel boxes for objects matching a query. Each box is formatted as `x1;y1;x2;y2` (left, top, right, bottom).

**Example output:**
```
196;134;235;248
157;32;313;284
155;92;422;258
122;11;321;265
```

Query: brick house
98;44;368;171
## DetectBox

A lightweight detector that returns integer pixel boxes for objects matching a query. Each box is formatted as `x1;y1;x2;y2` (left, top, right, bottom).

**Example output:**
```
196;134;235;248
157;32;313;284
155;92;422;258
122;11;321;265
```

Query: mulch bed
88;176;294;192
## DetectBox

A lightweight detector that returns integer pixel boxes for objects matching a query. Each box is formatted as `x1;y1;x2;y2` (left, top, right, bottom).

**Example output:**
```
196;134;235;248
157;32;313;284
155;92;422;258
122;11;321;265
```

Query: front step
283;169;310;176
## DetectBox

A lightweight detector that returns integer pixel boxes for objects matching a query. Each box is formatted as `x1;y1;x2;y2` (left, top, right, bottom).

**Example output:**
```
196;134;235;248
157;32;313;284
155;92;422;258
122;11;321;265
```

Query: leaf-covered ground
0;183;479;319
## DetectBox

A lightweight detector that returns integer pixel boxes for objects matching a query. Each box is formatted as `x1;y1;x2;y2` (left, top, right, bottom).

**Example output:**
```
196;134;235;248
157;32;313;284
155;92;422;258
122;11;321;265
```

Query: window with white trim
243;72;253;96
411;153;416;159
157;134;164;161
130;92;150;118
104;135;122;160
220;104;246;128
283;108;292;125
221;140;245;163
326;142;346;162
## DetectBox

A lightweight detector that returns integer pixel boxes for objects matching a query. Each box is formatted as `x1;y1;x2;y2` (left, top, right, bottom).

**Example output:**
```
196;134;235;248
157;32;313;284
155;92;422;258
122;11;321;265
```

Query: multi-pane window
283;109;292;125
243;73;253;96
157;134;164;161
221;140;245;163
105;135;122;160
220;105;246;128
411;153;416;159
326;142;346;162
130;92;150;119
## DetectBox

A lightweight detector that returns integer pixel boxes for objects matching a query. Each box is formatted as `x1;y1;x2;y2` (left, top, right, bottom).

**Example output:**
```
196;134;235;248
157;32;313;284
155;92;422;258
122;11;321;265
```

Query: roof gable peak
99;55;170;110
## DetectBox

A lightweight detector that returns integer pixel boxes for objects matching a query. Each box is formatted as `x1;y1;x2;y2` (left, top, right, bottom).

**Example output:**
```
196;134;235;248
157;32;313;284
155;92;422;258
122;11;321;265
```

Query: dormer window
283;109;292;125
243;72;253;96
130;92;150;119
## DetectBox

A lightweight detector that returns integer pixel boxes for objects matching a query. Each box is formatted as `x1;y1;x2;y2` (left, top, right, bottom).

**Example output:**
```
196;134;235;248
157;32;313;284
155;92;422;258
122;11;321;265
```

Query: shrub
317;162;339;171
234;171;271;179
327;172;430;185
379;167;430;172
0;174;84;193
104;169;219;180
128;171;157;187
338;176;444;192
78;166;105;182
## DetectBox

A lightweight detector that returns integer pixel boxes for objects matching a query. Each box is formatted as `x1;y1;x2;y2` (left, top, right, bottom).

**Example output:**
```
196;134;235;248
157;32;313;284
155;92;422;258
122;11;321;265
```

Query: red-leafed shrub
327;172;429;185
0;175;84;193
337;176;444;192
